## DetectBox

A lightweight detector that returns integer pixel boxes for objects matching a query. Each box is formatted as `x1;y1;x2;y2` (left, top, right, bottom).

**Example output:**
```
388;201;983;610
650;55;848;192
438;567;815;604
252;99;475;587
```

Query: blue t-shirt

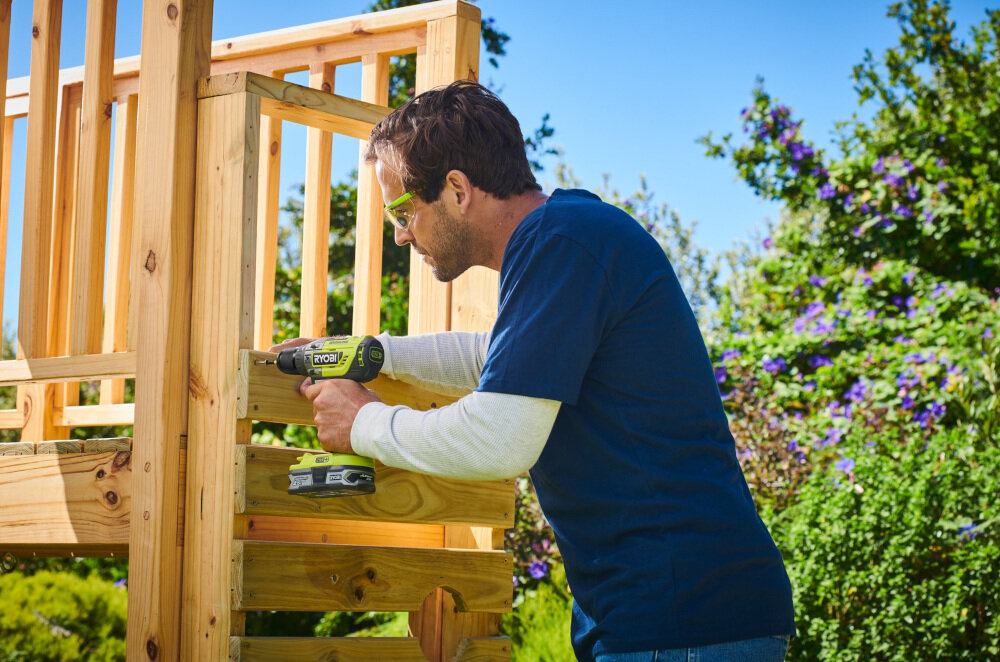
478;189;795;659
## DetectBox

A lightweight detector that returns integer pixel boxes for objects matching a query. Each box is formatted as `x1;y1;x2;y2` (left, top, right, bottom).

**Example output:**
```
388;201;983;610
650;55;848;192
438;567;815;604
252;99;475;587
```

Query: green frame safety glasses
384;191;415;230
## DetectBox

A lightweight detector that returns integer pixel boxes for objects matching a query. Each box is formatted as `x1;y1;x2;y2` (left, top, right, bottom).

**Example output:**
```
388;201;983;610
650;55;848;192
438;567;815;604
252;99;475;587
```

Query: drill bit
255;359;277;365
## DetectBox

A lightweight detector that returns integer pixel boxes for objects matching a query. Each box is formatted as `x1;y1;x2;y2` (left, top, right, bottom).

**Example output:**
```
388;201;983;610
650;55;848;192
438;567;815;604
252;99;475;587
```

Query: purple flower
835;458;855;473
787;142;813;161
805;301;825;319
845;380;868;402
959;523;979;541
810;275;827;287
913;409;931;429
903;159;914;173
513;575;519;587
938;180;948;193
924;211;935;224
812;321;836;335
930;401;946;418
809;355;834;368
873;157;886;174
883;173;904;188
901;395;915;410
786;440;800;452
844;193;855;207
763;237;773;249
804;380;817;391
818;183;836;200
794;317;807;333
894;204;913;217
860;202;871;213
721;349;742;361
985;327;994;339
715;367;727;383
866;309;877;320
115;578;127;588
907;184;919;200
737;447;752;461
903;272;916;285
529;561;548;579
763;357;787;374
935;158;946;167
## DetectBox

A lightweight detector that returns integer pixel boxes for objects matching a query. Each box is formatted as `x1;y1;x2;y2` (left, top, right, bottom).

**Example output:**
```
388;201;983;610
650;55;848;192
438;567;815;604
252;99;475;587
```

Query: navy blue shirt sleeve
477;231;617;405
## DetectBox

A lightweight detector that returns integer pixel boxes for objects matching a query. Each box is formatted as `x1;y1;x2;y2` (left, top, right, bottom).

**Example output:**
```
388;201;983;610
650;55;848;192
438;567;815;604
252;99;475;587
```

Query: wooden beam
235;445;512;528
0;1;12;337
127;1;213;660
0;352;137;386
0;450;131;546
353;53;390;336
233;540;512;613
245;515;444;549
237;349;459;424
198;72;389;140
70;0;117;357
299;64;335;338
0;441;33;455
253;77;283;350
0;409;22;429
53;403;134;427
181;88;260;661
101;94;138;402
229;636;509;662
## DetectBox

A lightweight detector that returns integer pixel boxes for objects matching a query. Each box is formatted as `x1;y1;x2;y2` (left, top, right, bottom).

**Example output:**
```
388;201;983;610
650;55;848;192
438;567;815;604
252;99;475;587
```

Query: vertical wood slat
126;1;214;661
352;53;390;337
17;0;63;443
100;94;138;404
0;1;11;339
253;75;283;350
299;63;335;338
181;89;260;662
70;0;117;356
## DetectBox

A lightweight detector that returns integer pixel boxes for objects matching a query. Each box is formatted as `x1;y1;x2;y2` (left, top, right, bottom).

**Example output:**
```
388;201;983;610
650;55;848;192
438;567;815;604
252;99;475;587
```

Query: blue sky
3;0;995;328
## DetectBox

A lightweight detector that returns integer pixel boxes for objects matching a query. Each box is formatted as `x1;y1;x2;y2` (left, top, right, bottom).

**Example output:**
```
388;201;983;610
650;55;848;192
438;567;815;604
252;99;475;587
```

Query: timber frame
0;2;512;660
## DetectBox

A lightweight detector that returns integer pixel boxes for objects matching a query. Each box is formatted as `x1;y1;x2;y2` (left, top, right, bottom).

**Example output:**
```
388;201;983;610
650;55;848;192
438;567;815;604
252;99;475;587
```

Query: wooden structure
0;2;512;660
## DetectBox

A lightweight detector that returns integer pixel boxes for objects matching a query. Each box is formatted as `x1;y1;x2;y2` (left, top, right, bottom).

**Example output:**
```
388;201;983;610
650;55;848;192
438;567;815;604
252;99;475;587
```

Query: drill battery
287;452;376;497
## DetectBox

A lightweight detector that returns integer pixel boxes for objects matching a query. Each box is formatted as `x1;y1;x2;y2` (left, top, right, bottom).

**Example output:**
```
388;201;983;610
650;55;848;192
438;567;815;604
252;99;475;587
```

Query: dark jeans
594;635;790;662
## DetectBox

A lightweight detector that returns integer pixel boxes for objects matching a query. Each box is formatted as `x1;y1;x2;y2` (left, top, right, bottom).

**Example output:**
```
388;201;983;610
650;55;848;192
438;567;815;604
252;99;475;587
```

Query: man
274;81;795;661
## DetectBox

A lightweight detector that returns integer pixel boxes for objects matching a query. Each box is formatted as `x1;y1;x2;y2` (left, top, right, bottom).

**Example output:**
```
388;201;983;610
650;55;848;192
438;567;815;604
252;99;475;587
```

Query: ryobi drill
258;335;384;497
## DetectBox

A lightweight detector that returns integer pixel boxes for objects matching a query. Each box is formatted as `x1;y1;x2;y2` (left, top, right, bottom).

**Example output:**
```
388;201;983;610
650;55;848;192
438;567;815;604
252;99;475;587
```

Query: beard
420;201;486;283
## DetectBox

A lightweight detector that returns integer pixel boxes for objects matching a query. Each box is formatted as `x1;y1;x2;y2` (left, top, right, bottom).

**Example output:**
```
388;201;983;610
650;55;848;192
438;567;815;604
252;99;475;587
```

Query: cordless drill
258;335;384;497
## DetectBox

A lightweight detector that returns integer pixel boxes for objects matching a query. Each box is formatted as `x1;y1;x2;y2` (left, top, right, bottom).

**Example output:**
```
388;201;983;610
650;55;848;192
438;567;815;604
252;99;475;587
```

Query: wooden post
253;75;283;350
352;53;390;336
70;0;117;356
0;1;11;338
299;63;335;338
181;89;259;661
100;94;138;404
126;1;213;661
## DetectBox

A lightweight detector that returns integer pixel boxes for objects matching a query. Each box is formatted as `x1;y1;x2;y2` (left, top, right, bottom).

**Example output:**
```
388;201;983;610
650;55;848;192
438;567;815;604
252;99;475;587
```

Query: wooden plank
238;349;460;424
231;636;428;662
453;637;511;661
0;441;33;455
245;515;444;549
411;14;485;659
253;81;283;350
353;53;390;336
82;437;132;453
233;540;513;613
70;0;117;357
0;116;13;336
0;352;137;386
0;450;131;545
36;440;83;454
126;1;213;659
299;64;335;338
0;1;12;336
198;72;389;139
0;409;22;429
17;0;62;360
101;94;138;402
0;543;128;557
235;445;512;528
53;403;134;427
180;89;260;661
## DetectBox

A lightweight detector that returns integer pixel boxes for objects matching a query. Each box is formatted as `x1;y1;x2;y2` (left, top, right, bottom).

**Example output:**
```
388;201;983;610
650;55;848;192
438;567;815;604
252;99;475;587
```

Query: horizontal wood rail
232;540;513;612
198;71;390;139
236;445;512;527
239;350;460;424
0;352;136;386
53;403;135;427
245;515;445;548
230;636;510;662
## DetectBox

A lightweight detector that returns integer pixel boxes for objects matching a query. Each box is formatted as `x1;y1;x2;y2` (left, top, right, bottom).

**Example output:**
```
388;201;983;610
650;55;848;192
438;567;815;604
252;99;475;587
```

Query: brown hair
363;80;541;202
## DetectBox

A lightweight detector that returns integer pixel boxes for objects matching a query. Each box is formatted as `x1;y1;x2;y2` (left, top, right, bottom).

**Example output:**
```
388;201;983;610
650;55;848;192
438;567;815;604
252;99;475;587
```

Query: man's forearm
376;331;490;396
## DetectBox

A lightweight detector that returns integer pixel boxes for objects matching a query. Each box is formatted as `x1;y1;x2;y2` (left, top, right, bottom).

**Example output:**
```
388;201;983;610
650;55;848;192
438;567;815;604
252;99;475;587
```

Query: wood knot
113;451;131;470
270;140;279;156
96;469;106;479
144;250;156;273
166;4;178;20
146;638;158;660
209;615;217;626
103;102;113;120
32;26;39;39
354;588;364;601
188;370;209;400
104;491;119;506
366;568;376;581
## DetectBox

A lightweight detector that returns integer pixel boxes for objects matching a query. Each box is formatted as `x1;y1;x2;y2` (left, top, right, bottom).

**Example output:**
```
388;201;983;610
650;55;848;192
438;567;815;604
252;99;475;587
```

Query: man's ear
443;169;473;212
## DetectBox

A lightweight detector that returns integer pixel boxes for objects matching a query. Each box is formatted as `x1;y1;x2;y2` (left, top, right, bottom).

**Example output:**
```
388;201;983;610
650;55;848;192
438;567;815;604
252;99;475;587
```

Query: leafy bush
503;563;573;662
774;425;1000;660
0;570;127;662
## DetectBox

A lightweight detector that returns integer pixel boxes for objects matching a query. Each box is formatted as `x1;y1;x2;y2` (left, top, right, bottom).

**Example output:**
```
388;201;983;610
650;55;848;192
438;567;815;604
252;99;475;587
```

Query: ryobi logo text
312;352;344;365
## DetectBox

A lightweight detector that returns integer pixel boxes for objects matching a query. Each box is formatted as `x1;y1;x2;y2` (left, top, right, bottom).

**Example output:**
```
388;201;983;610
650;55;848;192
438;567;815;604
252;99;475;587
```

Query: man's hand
299;378;382;454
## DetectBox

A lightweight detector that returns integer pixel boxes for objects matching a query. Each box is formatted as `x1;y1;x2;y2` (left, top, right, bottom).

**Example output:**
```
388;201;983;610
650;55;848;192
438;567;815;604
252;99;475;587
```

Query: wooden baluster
253;74;283;350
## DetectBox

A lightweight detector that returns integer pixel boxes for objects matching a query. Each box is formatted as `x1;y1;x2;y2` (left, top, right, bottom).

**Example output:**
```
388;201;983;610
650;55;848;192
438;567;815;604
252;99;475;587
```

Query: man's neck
480;190;549;271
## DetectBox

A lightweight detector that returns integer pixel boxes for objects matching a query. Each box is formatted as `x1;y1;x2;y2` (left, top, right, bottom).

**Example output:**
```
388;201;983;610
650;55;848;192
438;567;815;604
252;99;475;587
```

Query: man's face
375;160;481;283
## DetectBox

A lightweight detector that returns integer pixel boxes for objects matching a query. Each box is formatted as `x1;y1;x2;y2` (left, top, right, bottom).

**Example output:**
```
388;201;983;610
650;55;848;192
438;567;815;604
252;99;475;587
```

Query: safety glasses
383;191;415;230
